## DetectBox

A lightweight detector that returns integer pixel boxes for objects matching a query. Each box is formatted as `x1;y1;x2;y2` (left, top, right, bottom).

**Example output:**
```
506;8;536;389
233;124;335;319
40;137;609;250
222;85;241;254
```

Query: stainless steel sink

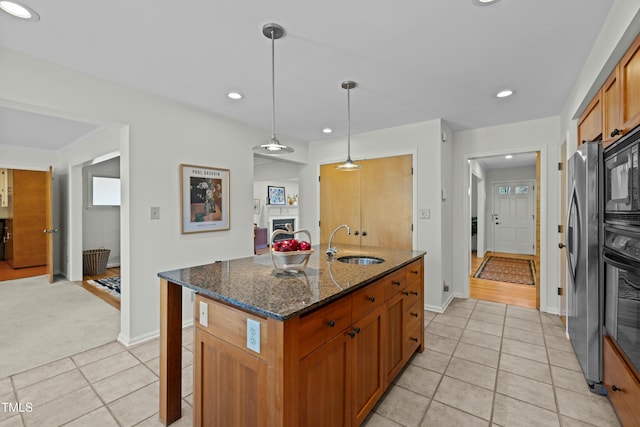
337;255;385;265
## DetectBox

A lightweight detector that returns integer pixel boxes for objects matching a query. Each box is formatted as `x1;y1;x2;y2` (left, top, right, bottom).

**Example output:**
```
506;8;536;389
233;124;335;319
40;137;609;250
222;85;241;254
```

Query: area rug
474;256;536;286
87;276;121;298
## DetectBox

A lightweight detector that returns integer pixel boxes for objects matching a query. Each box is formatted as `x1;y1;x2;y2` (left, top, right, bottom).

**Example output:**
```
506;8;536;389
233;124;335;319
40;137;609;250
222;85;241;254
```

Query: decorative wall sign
181;164;230;233
268;186;286;205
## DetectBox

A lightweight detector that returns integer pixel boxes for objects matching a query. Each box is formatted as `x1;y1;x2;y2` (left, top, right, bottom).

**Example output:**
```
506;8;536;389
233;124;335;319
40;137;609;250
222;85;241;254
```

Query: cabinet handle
348;327;361;338
368;296;376;303
392;280;401;286
612;385;622;392
327;320;336;328
611;128;623;138
402;291;409;296
410;270;419;275
410;291;419;296
362;231;368;236
354;230;360;236
411;312;419;317
410;337;419;342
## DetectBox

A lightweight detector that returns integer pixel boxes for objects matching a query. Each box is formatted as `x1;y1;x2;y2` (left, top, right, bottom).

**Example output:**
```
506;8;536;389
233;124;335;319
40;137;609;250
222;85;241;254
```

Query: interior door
560;143;567;324
319;163;361;246
492;181;535;254
45;166;54;283
360;155;413;249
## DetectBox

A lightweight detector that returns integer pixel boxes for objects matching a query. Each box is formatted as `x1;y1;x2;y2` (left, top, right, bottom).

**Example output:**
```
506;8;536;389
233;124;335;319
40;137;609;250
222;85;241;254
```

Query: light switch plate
420;209;430;219
246;318;260;353
150;207;160;220
199;301;208;327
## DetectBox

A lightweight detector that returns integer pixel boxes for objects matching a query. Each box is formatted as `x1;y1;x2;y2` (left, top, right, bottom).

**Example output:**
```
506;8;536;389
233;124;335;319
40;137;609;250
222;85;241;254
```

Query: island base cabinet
194;328;268;427
298;333;351;427
603;335;640;427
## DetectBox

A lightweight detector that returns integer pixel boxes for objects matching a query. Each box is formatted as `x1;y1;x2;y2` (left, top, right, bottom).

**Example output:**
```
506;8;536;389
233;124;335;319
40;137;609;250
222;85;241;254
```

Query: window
515;186;529;194
498;186;511;195
92;176;120;206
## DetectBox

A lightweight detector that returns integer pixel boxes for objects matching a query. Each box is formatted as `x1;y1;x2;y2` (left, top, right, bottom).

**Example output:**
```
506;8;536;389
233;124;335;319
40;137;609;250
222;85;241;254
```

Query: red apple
298;241;311;251
273;241;283;251
288;239;299;251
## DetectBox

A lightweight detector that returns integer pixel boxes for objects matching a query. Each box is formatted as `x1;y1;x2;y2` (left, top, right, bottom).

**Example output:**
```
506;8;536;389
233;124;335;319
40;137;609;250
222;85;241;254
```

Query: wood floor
0;260;47;281
470;251;538;309
80;267;121;310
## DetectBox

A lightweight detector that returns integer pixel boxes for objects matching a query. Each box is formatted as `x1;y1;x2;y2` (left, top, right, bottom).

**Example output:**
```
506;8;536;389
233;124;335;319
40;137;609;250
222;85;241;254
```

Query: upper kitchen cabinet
578;91;602;145
320;154;413;249
580;31;640;148
619;33;640;139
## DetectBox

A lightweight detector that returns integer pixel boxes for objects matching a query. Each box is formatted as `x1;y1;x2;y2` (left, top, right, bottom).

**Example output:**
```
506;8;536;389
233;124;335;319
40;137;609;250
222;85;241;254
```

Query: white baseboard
118;319;194;348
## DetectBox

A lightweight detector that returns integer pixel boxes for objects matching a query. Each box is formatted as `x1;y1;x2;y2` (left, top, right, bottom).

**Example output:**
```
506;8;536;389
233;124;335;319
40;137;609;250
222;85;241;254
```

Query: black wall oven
602;224;640;374
604;126;640;225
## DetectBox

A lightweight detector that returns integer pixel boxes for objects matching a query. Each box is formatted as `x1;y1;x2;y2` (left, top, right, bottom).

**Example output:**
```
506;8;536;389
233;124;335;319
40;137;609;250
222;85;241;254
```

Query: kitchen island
158;244;425;426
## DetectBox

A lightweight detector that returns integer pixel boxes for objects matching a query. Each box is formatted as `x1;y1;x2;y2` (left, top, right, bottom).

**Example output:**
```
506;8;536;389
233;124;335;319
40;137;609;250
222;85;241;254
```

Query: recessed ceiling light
322;128;333;134
473;0;501;6
505;154;513;159
496;89;514;98
227;92;243;100
0;0;39;21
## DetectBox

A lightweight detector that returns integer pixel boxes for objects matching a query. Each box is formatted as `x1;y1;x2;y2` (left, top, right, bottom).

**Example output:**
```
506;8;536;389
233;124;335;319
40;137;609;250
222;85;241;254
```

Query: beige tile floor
0;298;621;426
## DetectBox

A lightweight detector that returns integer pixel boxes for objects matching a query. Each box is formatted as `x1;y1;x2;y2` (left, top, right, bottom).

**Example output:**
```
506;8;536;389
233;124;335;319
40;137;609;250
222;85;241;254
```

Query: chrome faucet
326;224;350;257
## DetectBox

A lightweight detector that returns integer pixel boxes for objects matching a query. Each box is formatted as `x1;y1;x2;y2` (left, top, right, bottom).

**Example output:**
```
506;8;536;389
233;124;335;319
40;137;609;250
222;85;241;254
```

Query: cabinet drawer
403;280;422;312
383;268;406;301
298;296;352;357
405;259;423;286
195;295;268;361
603;336;640;427
403;313;423;357
352;279;385;320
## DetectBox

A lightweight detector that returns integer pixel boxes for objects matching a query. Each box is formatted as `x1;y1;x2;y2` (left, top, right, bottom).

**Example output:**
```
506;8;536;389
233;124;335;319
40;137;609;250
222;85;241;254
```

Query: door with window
492;181;536;255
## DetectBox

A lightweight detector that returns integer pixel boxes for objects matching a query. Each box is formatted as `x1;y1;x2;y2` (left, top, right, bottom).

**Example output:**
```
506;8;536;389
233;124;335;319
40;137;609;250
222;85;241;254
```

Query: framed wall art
267;186;286;205
180;164;230;233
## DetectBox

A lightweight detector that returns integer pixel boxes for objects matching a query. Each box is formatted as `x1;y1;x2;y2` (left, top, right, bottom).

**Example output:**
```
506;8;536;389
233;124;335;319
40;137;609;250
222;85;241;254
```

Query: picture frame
253;198;261;214
180;164;230;233
267;186;286;205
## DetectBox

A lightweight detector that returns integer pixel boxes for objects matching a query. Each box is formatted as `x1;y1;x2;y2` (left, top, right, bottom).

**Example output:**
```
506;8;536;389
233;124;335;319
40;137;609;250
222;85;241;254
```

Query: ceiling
0;0;615;151
473;152;537;170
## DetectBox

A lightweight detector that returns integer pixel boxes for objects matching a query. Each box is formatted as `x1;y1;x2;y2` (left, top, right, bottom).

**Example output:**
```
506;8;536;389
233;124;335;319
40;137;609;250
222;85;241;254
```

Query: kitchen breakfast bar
158;245;425;426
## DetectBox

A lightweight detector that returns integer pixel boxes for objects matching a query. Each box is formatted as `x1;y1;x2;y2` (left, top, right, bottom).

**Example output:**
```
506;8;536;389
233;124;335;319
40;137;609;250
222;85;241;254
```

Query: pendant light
336;81;361;171
253;23;294;155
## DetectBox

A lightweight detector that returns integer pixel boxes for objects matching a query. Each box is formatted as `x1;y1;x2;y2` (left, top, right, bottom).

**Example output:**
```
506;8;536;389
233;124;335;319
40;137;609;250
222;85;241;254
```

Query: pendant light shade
336;81;361;171
253;23;294;155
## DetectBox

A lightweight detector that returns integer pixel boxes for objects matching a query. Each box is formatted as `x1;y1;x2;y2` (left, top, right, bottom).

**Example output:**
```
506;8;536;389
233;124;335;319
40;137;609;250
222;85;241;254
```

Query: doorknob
558;243;566;249
43;228;59;234
495;222;500;225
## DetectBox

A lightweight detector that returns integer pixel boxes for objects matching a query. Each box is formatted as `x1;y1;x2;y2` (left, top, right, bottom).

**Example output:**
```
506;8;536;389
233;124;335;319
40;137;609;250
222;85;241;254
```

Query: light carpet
0;275;120;378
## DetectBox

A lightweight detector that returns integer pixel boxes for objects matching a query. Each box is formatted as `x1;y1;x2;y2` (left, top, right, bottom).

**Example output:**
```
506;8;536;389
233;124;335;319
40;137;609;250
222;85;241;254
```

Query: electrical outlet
247;318;261;353
443;281;449;292
199;301;208;327
420;209;430;219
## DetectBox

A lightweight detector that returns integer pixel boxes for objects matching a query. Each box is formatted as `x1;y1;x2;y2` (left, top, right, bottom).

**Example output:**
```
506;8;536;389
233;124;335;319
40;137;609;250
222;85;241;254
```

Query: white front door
492;181;535;255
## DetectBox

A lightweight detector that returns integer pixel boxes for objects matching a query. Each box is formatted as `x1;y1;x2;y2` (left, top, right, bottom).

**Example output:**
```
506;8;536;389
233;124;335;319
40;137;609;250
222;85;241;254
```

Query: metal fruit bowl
270;226;313;273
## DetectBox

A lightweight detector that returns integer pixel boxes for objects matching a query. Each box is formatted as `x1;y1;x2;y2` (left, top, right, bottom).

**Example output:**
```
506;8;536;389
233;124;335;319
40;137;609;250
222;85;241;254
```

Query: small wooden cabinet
603;335;640;427
579;31;640;148
193;257;424;426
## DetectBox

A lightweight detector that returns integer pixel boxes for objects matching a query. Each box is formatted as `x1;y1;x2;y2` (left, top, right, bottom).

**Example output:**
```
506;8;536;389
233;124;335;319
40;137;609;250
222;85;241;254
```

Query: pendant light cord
270;28;276;140
347;86;352;160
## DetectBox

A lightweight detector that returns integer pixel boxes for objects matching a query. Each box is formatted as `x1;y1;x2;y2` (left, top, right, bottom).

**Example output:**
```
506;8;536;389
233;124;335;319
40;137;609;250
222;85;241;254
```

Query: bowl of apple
270;226;313;273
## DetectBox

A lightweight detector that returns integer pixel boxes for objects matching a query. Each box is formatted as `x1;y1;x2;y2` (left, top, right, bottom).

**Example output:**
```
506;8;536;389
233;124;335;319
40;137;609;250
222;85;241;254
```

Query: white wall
453;117;560;313
0;47;307;346
302;120;452;312
82;156;121;267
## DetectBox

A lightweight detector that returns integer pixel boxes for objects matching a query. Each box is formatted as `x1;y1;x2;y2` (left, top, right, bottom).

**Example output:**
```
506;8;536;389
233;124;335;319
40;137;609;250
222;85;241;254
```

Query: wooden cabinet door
350;306;384;427
603;336;640;427
194;328;268;427
298;333;351;427
602;68;622;149
319;163;361;246
620;33;640;137
360;155;413;249
384;292;404;386
578;91;602;145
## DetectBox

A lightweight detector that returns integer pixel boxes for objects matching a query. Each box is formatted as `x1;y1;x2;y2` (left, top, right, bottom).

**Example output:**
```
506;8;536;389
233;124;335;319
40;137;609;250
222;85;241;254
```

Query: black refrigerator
566;140;604;394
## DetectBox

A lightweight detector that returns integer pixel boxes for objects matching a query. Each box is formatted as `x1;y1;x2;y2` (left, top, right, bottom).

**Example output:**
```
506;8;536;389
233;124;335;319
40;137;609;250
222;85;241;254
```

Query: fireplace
272;218;295;242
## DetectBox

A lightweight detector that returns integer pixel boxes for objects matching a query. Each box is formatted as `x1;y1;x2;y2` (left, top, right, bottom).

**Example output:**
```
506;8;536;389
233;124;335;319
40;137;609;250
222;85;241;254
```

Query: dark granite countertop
158;244;425;321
